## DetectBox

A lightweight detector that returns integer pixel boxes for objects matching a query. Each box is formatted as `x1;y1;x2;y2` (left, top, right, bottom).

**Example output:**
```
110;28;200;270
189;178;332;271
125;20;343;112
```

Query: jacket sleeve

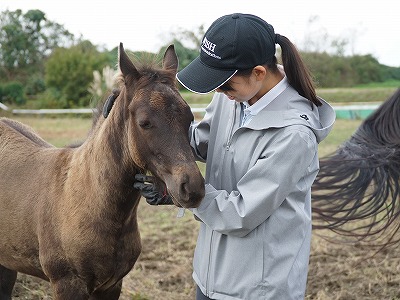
189;121;208;162
189;94;221;161
192;127;318;237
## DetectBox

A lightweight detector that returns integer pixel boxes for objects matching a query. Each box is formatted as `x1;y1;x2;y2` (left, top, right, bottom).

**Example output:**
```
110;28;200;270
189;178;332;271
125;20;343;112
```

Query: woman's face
215;70;263;105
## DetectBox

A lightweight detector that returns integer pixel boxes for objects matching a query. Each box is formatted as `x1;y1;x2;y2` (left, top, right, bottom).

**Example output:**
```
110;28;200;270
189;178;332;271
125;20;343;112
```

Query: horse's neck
71;119;140;210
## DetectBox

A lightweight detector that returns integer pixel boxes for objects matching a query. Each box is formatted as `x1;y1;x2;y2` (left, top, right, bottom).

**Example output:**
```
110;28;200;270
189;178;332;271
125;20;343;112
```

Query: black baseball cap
176;13;277;94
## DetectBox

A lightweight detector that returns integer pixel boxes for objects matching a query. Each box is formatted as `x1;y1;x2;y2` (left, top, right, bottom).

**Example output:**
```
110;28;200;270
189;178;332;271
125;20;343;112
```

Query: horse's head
114;43;204;208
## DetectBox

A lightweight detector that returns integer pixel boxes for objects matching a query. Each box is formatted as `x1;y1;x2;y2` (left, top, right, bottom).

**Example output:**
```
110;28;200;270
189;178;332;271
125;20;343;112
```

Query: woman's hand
133;174;174;205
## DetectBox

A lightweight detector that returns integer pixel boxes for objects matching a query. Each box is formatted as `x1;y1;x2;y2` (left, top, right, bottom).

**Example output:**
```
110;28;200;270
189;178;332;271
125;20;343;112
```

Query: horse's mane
312;88;400;248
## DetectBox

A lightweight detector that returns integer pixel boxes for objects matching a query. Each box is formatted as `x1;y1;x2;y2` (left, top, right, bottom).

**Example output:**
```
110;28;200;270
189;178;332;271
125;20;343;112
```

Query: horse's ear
118;43;139;79
162;45;178;73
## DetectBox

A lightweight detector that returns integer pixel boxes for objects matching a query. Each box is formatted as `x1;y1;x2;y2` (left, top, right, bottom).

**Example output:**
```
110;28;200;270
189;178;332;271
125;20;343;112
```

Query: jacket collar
242;85;336;143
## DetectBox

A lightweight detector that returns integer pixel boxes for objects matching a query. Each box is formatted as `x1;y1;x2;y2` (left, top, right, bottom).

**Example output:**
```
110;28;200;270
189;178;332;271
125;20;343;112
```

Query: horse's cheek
127;131;146;169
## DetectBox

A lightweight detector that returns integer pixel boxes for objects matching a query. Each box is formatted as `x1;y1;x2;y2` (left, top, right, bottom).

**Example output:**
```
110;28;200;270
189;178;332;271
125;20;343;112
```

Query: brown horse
0;43;205;299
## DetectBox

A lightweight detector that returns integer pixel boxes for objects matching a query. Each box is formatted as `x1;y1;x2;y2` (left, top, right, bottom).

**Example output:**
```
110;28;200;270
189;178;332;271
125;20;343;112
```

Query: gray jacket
189;85;335;299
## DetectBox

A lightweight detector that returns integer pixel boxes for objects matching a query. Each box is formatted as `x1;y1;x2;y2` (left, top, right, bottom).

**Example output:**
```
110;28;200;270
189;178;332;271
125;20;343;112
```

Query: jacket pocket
212;230;264;295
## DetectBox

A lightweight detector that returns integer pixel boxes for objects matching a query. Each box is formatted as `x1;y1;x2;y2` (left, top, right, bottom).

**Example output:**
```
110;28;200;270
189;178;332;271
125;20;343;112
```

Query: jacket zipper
206;230;214;297
226;103;238;151
206;104;238;296
205;103;238;296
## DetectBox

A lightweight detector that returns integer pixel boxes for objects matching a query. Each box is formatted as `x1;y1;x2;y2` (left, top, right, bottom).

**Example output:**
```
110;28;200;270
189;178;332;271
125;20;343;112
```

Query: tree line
1;9;399;108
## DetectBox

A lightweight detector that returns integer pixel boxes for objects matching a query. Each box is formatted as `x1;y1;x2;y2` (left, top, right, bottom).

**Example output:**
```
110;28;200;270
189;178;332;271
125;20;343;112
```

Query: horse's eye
139;120;152;129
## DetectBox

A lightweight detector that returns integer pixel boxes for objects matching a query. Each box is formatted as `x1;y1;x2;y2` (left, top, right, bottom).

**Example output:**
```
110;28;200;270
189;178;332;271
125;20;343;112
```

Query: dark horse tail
312;88;400;248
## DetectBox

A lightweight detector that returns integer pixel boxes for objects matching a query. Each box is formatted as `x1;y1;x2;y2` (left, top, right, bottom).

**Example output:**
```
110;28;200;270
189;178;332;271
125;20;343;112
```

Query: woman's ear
253;66;267;81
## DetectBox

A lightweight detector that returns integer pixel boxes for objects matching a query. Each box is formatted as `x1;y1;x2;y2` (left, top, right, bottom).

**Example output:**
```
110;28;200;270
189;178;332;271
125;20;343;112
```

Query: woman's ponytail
275;34;322;107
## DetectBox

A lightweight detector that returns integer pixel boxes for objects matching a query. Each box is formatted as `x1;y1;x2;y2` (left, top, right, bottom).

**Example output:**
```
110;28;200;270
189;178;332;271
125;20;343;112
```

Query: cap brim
176;56;237;94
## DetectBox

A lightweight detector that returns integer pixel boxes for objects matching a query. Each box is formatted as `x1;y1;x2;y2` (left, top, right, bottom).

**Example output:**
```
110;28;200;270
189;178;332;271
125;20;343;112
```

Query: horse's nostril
171;171;204;208
180;180;189;197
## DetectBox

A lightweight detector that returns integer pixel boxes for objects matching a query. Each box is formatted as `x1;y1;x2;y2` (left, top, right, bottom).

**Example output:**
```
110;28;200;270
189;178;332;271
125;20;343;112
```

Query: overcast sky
1;0;399;67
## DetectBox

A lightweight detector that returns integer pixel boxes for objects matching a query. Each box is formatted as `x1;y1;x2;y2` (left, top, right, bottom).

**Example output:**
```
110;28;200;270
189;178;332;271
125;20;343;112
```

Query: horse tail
312;88;400;247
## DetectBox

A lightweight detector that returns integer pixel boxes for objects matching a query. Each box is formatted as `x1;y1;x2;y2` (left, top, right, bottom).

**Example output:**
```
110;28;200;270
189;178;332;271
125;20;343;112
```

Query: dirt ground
10;202;400;300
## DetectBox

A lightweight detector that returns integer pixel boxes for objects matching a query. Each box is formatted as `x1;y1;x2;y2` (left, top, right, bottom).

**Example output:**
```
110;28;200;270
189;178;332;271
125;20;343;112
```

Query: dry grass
12;205;400;299
4;116;400;299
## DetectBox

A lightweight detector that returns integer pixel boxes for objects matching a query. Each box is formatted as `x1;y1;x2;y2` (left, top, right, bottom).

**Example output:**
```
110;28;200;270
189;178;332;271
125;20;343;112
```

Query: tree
349;54;384;84
158;40;198;72
162;25;204;71
0;9;75;82
302;52;357;87
171;25;205;50
45;41;112;107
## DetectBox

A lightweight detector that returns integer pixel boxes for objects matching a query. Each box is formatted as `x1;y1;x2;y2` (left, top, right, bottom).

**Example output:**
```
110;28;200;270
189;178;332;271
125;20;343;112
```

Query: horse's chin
169;196;183;208
168;191;203;209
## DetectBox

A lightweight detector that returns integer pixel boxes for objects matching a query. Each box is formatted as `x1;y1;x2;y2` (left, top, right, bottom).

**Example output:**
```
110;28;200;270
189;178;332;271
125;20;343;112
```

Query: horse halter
103;89;120;118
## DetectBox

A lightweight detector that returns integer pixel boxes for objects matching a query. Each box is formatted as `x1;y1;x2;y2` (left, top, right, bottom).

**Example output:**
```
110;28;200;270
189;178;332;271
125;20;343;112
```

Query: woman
135;13;335;299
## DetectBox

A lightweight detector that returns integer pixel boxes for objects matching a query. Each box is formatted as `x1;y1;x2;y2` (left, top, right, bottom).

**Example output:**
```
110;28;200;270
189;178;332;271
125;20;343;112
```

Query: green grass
8;116;92;147
317;87;398;104
318;119;361;157
355;79;400;88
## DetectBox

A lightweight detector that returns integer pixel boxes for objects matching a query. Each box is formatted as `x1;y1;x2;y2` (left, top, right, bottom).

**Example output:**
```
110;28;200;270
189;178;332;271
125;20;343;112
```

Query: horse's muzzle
165;171;205;208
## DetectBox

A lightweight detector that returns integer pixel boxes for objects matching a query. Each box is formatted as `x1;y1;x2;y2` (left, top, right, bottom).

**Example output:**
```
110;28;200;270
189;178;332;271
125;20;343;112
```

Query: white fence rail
11;108;95;115
0;102;207;115
0;101;381;118
0;102;9;111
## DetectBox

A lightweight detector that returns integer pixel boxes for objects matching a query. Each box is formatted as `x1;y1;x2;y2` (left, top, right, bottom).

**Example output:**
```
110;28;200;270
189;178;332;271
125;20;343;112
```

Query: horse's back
0;117;55;189
0;117;53;148
0;118;62;212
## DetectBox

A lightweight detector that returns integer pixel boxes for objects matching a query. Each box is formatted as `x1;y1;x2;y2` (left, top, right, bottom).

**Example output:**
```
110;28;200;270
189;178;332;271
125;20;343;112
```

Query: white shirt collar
243;75;289;116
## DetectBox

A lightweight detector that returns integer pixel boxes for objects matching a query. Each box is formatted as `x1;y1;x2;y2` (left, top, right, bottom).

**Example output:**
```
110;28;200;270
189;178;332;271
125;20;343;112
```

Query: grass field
181;85;400;106
2;94;400;299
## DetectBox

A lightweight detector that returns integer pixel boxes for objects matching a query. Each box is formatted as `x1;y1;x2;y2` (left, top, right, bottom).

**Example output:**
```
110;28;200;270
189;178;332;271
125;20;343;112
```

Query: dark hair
276;35;321;107
219;35;322;107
